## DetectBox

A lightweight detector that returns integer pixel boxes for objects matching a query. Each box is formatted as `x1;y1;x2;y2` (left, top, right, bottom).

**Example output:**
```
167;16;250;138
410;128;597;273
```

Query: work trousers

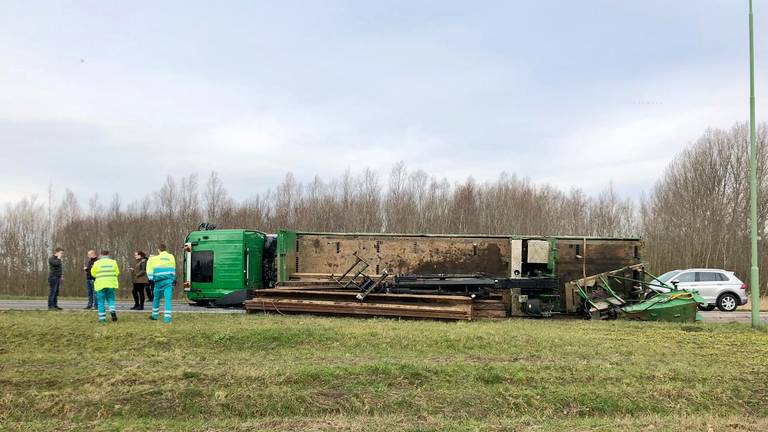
47;276;61;308
152;282;173;323
96;288;116;322
86;279;96;308
145;282;154;301
132;283;148;308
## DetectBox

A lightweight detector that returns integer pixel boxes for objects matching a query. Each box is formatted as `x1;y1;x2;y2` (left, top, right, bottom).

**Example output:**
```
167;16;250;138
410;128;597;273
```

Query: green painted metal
749;0;761;328
244;230;266;289
610;272;669;291
621;291;704;323
547;238;557;275
573;265;703;322
293;230;640;242
598;275;621;299
276;229;298;283
184;229;266;303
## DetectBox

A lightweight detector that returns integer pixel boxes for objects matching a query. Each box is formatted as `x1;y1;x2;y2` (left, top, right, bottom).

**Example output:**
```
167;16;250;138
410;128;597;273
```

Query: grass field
1;312;767;431
4;294;768;311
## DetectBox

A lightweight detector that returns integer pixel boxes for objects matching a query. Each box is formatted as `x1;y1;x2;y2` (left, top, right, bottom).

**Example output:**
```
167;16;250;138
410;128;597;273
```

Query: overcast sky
0;0;765;206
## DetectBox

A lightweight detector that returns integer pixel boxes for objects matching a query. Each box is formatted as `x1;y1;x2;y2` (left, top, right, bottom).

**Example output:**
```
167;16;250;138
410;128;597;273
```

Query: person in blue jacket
146;243;176;323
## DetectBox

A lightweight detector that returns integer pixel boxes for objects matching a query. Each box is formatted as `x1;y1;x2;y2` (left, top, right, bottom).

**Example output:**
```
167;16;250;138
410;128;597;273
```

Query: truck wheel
716;293;738;312
698;304;716;312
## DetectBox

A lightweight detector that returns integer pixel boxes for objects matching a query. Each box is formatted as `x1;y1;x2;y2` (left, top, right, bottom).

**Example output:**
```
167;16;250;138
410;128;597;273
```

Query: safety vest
147;251;176;285
91;257;120;291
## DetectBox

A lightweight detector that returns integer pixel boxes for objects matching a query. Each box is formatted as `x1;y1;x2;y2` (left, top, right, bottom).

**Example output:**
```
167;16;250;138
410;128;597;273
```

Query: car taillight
740;283;747;290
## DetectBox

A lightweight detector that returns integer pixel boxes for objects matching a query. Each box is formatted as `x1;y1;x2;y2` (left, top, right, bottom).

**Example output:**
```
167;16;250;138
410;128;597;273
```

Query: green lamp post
749;0;761;328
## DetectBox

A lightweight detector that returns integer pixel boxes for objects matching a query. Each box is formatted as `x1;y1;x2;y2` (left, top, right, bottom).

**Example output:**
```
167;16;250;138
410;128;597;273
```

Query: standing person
47;248;64;310
91;250;120;324
83;250;98;309
130;251;149;310
146;244;176;323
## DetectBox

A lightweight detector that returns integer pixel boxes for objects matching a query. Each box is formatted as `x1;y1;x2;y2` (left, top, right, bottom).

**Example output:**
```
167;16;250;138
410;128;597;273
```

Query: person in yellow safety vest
146;243;176;323
91;250;120;323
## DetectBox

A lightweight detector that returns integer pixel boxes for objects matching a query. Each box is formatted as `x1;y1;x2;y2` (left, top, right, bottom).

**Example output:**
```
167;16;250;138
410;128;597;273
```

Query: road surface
0;299;244;314
701;310;768;323
0;300;765;322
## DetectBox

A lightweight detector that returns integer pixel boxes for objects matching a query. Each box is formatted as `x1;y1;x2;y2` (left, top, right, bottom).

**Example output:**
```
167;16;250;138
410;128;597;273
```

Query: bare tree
7;123;768;298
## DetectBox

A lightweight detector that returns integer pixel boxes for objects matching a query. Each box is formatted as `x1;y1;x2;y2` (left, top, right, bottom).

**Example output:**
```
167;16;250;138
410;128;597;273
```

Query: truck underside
183;228;674;319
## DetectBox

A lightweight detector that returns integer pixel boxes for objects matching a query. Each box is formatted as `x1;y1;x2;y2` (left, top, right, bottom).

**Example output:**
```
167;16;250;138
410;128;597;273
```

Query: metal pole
749;0;761;328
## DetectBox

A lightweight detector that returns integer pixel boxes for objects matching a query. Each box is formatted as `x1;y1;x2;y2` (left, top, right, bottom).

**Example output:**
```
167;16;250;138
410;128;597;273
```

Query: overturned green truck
183;228;652;318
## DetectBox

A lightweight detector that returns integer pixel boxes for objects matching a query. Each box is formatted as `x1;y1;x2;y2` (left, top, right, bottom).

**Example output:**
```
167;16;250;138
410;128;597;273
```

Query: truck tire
716;293;738;312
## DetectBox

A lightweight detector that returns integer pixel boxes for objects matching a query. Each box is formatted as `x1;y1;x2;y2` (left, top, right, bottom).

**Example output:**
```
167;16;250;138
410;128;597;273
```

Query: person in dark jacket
83;250;98;309
48;248;64;310
130;251;150;310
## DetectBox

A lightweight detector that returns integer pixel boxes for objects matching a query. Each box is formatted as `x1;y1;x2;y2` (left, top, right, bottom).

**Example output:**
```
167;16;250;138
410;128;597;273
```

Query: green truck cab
183;229;272;306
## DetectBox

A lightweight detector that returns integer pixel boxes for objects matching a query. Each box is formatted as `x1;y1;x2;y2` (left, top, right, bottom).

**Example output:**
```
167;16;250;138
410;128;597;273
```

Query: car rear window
696;272;721;282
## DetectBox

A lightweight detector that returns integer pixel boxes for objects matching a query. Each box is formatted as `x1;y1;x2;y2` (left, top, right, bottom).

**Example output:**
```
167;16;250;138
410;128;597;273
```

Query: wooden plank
246;298;470;313
472;300;506;310
509;288;522;316
245;298;472;320
565;281;577;313
254;288;473;304
278;280;340;287
473;309;508;319
275;284;349;291
290;272;376;279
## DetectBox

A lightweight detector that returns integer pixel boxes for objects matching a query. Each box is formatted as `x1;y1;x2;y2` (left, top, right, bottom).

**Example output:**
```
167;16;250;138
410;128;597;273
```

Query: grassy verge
3;294;767;310
0;294;66;300
1;311;767;431
738;296;768;311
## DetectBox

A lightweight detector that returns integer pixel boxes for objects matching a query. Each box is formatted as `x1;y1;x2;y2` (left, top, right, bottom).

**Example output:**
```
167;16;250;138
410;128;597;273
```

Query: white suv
651;268;749;312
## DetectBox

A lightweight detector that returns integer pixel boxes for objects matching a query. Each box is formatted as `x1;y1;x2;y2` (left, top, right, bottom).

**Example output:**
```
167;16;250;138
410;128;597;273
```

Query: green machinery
570;264;705;322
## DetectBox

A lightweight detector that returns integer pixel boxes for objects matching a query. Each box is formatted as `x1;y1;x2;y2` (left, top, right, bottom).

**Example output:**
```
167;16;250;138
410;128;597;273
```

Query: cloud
0;1;763;207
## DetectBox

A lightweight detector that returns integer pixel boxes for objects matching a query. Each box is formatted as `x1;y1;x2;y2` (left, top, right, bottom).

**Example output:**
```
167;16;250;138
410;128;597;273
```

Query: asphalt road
700;310;768;323
0;299;244;314
0;300;765;322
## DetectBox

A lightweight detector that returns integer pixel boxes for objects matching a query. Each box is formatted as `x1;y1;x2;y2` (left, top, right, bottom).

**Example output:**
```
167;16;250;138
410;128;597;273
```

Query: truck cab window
191;251;214;283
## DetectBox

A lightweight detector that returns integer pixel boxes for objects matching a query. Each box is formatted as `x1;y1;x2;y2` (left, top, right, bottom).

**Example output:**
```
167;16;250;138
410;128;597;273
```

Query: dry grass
1;311;767;431
737;296;768;311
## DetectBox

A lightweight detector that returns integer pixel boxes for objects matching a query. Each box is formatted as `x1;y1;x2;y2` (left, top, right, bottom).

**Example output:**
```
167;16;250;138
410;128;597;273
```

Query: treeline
1;122;766;298
642;123;768;289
